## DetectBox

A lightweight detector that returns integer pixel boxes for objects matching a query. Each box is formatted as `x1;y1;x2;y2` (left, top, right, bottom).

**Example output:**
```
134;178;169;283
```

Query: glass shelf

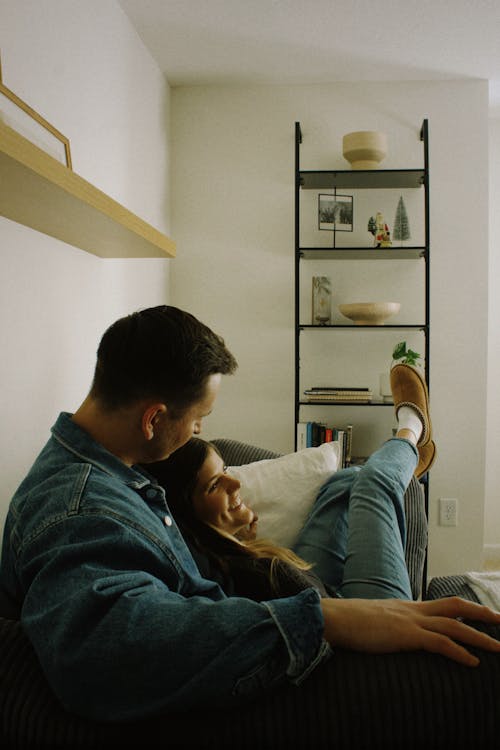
298;247;426;260
299;169;425;190
299;324;427;330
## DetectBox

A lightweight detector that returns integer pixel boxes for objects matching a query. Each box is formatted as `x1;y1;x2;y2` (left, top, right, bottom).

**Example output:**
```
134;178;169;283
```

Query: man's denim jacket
0;413;329;722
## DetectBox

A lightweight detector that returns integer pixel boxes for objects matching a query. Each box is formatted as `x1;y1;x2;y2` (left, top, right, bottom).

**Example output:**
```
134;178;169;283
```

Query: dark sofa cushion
1;615;499;749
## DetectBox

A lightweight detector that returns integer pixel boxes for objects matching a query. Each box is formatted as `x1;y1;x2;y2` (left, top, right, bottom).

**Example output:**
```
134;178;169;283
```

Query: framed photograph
318;193;353;232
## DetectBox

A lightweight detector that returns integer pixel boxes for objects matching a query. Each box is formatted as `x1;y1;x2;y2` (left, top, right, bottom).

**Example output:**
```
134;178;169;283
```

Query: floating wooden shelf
0;121;176;259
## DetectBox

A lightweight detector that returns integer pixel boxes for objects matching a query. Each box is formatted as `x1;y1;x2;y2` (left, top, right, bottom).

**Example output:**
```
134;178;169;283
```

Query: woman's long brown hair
145;438;311;586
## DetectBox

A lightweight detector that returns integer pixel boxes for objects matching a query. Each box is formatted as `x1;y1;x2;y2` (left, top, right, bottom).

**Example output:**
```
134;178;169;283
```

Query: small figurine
368;211;392;247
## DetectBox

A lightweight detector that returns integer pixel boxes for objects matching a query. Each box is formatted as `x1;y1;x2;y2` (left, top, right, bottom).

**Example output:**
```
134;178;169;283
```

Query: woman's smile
192;448;254;534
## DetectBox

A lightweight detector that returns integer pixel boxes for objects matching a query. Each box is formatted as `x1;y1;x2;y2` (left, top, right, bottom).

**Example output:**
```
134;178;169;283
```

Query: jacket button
164;515;172;527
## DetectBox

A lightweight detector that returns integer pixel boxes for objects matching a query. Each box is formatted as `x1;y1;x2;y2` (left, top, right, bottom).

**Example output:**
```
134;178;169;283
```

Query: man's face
150;373;222;462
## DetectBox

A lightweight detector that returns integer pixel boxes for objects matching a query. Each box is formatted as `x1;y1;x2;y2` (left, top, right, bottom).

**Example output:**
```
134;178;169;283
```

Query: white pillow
228;441;340;548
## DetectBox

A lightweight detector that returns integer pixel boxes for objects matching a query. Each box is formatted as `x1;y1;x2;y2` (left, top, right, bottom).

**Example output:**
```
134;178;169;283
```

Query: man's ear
141;403;167;441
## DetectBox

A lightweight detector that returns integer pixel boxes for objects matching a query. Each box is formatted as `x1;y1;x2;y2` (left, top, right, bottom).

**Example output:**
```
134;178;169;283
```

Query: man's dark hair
90;306;237;412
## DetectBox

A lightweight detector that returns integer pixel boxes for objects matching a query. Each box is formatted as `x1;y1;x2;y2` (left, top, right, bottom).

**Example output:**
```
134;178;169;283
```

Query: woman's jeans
293;438;418;600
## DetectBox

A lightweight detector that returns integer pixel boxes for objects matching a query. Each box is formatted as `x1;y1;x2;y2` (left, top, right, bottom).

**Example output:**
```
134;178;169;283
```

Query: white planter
379;372;393;402
342;131;388;170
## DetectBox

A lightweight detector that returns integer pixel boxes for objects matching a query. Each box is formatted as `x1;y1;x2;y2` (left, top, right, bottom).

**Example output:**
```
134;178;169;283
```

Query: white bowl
342;131;387;170
338;302;400;325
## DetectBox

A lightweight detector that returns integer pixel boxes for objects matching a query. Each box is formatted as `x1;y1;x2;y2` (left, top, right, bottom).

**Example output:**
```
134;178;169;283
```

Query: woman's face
191;448;257;538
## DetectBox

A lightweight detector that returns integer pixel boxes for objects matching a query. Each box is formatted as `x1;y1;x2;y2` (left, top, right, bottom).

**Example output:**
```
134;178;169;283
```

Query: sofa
0;439;498;749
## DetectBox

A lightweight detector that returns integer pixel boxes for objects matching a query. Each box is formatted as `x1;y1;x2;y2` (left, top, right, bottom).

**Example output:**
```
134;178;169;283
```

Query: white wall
0;1;172;535
486;118;500;554
171;81;489;578
0;2;494;579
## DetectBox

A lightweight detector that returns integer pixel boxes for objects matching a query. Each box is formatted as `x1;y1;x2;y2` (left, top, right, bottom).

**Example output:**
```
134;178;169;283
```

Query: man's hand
320;596;500;666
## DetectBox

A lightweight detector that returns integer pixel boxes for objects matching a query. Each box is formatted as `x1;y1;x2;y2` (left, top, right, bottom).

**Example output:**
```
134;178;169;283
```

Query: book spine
304;391;371;396
300;422;354;465
303;389;373;401
307;386;370;392
304;395;371;401
345;424;353;464
336;430;345;468
311;422;325;447
296;422;307;451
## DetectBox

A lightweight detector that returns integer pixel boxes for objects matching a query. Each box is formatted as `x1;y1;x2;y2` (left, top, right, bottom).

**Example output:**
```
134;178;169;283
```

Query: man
1;305;499;722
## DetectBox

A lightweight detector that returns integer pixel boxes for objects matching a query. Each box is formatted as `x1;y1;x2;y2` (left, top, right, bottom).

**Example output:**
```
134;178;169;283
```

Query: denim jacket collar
52;412;152;491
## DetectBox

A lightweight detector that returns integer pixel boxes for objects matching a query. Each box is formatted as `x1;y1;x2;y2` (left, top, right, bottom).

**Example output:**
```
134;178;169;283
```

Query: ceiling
119;0;500;117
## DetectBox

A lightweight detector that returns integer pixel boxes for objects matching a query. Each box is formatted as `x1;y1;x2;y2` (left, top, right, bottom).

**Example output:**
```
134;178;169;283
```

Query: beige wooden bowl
338;302;400;325
342;131;387;169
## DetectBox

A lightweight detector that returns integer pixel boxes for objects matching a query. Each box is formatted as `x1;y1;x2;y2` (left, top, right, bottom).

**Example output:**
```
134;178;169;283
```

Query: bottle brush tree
393;196;411;245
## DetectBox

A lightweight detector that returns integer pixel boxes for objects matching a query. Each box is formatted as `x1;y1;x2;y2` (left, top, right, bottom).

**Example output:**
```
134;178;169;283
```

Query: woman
147;435;329;600
147;364;436;603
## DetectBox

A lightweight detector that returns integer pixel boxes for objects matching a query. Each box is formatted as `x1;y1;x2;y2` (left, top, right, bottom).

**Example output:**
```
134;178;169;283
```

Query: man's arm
18;512;328;722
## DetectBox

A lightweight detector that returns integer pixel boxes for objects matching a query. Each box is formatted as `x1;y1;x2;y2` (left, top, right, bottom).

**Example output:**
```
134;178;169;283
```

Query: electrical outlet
439;498;458;526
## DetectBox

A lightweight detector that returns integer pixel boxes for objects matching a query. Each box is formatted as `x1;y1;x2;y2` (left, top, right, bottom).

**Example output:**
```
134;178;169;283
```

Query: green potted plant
380;341;422;402
391;341;421;367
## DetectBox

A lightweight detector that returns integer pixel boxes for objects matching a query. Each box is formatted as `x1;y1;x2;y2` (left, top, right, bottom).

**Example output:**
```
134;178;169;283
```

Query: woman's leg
292;466;359;592
293;438;417;599
338;437;417;600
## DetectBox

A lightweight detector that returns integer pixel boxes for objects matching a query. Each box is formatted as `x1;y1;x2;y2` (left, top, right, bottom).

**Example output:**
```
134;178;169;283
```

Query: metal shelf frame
294;119;430;594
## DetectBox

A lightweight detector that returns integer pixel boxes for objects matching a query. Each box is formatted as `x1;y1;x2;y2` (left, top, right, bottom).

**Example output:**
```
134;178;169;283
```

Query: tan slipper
415;440;436;478
390;363;432;447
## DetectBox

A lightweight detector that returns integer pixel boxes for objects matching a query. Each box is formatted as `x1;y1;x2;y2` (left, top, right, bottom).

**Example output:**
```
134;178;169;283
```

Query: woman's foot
415;440;437;478
390;363;432;447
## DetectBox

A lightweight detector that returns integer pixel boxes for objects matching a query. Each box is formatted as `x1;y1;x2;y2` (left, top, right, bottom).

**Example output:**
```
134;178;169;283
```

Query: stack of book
303;387;372;403
297;422;353;467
